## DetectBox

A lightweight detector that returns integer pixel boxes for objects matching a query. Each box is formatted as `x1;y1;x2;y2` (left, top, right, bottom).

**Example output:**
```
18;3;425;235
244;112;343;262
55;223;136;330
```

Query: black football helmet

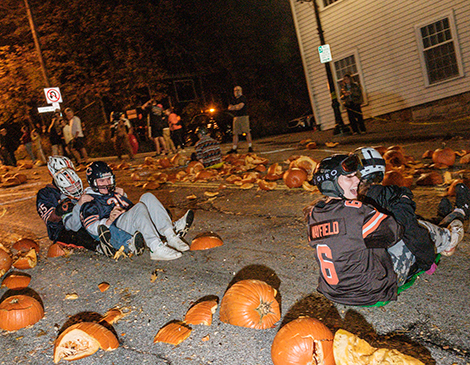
312;154;360;198
86;161;115;193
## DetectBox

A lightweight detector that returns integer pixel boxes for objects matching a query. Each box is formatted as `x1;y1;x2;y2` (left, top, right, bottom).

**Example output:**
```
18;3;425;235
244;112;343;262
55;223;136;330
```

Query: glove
55;198;74;216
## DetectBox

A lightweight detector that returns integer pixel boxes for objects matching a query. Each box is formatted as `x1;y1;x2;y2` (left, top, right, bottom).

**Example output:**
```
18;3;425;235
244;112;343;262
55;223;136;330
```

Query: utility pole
311;0;350;135
24;0;50;88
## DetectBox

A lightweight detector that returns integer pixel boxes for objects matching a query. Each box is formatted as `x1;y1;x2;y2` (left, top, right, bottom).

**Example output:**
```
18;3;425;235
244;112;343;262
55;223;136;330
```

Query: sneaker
455;183;470;217
97;225;118;258
150;245;182;261
437;197;453;219
167;236;190;252
174;210;194;238
248;147;254;153
439;210;465;227
227;148;237;154
442;219;464;256
128;231;145;256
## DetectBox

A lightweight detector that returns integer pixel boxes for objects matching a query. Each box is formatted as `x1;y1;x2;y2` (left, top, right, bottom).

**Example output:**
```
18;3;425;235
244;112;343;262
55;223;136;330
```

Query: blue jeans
92;224;132;252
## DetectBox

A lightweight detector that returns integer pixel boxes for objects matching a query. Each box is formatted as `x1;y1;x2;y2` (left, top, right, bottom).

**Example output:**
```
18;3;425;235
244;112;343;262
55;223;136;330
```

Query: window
416;13;463;85
334;52;367;104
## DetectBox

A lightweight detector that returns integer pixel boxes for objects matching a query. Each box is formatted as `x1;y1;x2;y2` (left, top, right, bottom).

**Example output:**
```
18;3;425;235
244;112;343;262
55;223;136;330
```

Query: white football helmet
53;168;83;198
48;156;75;176
355;147;386;183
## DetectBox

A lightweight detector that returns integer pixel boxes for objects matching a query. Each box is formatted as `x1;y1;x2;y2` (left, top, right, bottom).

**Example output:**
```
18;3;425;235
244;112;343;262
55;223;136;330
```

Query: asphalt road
1;118;470;365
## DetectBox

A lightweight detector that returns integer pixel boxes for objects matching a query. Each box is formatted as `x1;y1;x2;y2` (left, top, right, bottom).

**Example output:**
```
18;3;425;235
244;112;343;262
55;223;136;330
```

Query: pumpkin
306;142;317;150
446;179;465;196
101;308;126;325
0;248;12;277
266;163;283;181
416;171;443;186
98;282;110;292
422;150;434;159
219;279;280;330
271;317;335;365
13;173;27;183
283;168;307;188
190;232;224;251
432;147;455;167
383;150;406;168
153;321;192;345
1;272;31;290
333;329;424;365
47;243;66;258
12;249;37;270
53;322;119;363
292;156;317;180
184;300;218;326
159;157;171;168
0;295;44;331
12;238;39;254
382;171;405;187
258;180;277;191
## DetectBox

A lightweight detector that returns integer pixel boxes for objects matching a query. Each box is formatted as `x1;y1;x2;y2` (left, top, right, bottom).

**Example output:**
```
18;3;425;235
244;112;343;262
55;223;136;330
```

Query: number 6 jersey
308;198;403;306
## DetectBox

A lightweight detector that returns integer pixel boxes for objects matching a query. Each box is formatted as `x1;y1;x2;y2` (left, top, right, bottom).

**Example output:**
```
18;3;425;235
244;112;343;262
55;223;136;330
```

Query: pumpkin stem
255;299;274;322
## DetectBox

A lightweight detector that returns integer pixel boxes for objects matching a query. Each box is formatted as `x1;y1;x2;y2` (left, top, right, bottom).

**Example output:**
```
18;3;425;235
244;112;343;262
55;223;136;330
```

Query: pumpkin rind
1;272;31;290
190;234;223;251
12;249;37;270
53;322;119;363
0;248;12;277
184;300;218;326
47;243;66;258
271;317;335;365
0;295;44;331
153;321;192;345
12;238;40;254
219;279;280;330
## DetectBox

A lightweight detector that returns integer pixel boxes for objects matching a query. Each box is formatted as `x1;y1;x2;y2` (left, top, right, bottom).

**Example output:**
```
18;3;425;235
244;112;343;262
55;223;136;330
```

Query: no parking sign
44;87;63;104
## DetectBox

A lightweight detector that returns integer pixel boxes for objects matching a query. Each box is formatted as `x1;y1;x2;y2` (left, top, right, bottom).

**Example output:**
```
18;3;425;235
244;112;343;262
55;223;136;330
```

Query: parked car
184;109;233;146
287;113;317;131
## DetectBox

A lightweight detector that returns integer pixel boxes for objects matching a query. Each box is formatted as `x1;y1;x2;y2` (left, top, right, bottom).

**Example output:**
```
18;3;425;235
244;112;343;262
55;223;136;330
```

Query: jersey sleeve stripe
362;211;387;238
82;215;99;229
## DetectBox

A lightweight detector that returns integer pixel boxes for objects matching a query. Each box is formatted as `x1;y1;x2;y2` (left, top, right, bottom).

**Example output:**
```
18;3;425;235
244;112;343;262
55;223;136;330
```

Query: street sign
38;106;56;113
44;87;63;104
318;44;332;63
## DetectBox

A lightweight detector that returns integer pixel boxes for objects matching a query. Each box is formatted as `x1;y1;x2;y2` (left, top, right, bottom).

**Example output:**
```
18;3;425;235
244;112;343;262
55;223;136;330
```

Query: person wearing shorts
227;86;253;154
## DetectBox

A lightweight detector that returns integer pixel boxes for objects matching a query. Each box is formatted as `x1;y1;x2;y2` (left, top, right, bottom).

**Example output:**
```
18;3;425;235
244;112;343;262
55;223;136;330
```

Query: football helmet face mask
355;147;386;184
86;161;116;193
312;154;360;198
48;156;75;176
54;168;83;199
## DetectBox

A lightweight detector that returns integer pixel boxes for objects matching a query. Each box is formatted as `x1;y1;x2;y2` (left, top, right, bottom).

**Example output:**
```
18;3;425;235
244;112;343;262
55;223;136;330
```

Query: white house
289;0;470;131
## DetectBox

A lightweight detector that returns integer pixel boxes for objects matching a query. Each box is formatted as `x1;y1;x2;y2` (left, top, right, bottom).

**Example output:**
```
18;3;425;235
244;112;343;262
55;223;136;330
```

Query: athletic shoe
97;225;118;258
150;245;182;261
442;219;464;256
455;183;470;217
128;231;145;256
174;210;194;238
248;147;254;153
439;210;465;227
167;236;190;252
227;148;237;154
437;197;453;219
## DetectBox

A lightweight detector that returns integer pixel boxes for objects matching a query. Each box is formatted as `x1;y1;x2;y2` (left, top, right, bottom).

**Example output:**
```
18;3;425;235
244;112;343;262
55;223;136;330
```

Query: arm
63;194;93;232
362;204;403;249
80;201;109;237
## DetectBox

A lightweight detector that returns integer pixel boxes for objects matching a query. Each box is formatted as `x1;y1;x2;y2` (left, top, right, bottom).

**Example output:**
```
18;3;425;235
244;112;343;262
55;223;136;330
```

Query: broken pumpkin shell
219;279;280;330
12;249;37;270
0;294;44;331
47;243;66;258
190;233;224;251
416;171;443;186
12;238;39;254
101;308;127;325
53;322;119;363
184;300;218;326
271;317;335;365
446;179;465;196
432;147;456;167
98;282;110;292
258;180;277;191
0;248;12;277
153;321;192;346
1;272;31;290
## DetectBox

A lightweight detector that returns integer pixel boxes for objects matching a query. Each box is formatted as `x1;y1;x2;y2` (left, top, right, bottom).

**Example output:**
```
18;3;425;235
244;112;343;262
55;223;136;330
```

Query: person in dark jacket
340;74;366;134
0;128;17;166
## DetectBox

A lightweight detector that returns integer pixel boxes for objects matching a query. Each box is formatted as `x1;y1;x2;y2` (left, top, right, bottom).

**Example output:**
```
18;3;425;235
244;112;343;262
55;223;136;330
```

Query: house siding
290;0;470;130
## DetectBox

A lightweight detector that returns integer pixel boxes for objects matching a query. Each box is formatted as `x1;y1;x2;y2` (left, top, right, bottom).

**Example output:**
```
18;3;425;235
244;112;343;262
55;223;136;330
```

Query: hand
107;206;124;225
77;194;93;205
115;187;124;195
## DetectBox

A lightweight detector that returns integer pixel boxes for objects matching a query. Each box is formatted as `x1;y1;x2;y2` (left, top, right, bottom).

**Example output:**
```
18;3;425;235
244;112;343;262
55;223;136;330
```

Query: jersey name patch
309;218;345;241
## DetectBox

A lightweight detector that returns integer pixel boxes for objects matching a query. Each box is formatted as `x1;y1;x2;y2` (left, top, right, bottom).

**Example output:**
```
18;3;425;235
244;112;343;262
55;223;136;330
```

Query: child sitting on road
305;153;466;306
80;161;194;261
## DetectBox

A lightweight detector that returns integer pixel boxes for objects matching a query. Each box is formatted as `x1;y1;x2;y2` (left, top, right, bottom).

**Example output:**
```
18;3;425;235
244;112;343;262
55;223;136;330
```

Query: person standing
110;111;134;161
48;111;64;156
64;107;89;164
0;128;17;167
20;124;36;163
340;74;366;134
227;86;253;154
142;98;168;156
168;108;185;151
60;118;81;163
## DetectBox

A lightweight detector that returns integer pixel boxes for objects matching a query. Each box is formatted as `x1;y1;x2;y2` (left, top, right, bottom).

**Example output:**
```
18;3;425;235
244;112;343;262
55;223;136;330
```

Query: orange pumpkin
258;180;277;191
383;150;406;168
47;243;66;258
101;308;126;325
1;272;31;290
0;248;12;277
12;238;39;254
184;300;218;326
447;179;465;196
382;171;405;187
416;171;443;186
53;322;119;363
190;232;224;251
283;168;308;188
153;321;192;345
98;282;110;292
271;317;335;365
432;147;455;167
266;163;283;181
12;249;37;270
0;295;44;331
219;279;280;330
